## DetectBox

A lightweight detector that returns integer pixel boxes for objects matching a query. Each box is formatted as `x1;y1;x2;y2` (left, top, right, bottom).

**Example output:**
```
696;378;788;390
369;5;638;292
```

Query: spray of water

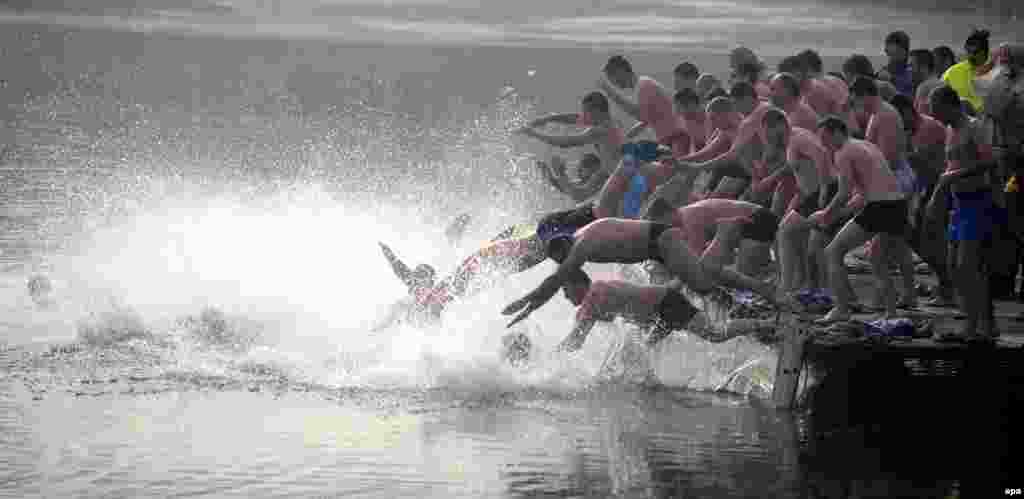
3;76;776;398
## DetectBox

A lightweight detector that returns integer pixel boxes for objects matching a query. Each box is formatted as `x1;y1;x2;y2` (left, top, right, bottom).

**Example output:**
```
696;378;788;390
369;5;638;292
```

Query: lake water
1;1;1021;497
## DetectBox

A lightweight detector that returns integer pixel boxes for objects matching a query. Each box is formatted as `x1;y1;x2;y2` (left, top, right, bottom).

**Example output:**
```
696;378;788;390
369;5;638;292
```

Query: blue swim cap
536;222;576;243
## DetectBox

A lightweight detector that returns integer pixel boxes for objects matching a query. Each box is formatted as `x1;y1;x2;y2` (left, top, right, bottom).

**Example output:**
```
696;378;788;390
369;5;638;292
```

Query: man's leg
823;220;873;321
808;229;829;291
875;233;914;317
955;240;984;336
778;212;811;292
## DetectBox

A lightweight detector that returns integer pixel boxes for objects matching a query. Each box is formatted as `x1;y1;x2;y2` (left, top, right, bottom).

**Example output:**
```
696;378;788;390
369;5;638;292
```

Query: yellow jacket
942;60;985;113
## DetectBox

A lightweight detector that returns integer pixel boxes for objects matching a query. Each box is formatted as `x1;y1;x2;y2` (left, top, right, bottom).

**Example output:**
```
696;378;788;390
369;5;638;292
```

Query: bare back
576;218;660;263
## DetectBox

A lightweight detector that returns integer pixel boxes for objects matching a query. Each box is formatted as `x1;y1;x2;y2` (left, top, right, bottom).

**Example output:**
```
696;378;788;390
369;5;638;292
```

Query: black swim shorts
739;208;780;243
853;199;909;236
649;288;700;345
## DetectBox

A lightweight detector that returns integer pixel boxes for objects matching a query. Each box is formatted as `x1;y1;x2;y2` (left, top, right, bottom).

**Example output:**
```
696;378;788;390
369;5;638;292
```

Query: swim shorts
854;199;908;235
948;190;997;241
649;288;700;344
739;208;780;243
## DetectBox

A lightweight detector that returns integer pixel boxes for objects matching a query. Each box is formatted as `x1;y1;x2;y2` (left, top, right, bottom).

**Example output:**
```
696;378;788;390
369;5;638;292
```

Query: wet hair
705;87;728;101
929;85;961;111
730;46;764;73
798;49;824;74
734;61;762;81
849;75;879;97
729;81;757;100
546;236;574;263
909;49;935;73
965;29;991;55
644;198;675;221
773;72;801;97
707;96;734;113
761;107;790;128
674;88;700;107
842;54;875;79
674;61;700;79
889;93;915;115
885;31;911;52
933;46;956;65
777;56;803;76
581;91;610;114
604;55;633;75
817;115;849;135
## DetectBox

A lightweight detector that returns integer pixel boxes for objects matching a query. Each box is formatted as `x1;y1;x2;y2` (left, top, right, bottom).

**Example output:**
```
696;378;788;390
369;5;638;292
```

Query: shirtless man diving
502;202;785;328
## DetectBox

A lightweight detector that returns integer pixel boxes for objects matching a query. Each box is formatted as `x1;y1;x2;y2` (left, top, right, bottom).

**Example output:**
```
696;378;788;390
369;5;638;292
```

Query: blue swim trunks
947;190;1000;241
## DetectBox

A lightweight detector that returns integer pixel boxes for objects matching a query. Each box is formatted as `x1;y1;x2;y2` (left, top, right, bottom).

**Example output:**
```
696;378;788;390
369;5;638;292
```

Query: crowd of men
380;29;1024;353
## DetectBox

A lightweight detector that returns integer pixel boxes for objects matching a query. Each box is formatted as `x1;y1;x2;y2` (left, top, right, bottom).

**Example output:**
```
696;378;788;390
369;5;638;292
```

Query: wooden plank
771;315;812;410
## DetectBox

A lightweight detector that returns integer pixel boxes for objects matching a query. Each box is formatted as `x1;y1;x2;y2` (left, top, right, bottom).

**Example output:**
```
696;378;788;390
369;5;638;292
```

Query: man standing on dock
810;116;910;324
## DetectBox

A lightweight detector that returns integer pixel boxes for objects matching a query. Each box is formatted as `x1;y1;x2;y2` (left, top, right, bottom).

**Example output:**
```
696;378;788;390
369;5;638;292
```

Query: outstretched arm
528;113;580;127
379;242;413;287
518;126;605;149
504;236;597;327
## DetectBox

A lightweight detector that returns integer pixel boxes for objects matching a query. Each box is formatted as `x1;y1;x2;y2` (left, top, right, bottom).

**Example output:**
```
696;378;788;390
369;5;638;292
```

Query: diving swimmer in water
377;227;547;326
556;271;707;351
